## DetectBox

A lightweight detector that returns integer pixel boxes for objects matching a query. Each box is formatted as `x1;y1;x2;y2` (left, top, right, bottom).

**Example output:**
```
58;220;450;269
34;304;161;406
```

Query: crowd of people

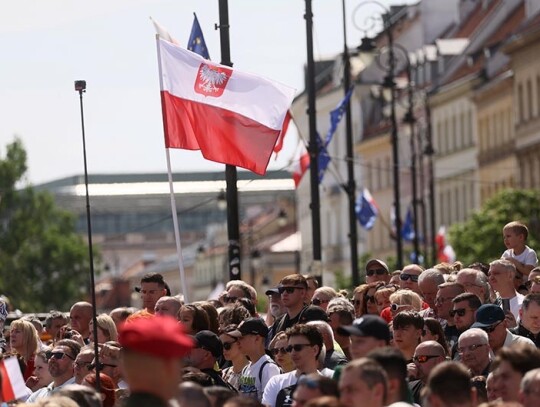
1;221;540;407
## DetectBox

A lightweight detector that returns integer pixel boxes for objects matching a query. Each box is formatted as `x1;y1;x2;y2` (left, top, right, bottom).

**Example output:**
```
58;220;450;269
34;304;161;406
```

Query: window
518;83;524;123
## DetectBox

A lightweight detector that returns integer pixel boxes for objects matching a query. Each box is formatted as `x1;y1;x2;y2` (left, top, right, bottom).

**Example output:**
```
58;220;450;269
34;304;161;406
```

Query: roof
453;0;503;38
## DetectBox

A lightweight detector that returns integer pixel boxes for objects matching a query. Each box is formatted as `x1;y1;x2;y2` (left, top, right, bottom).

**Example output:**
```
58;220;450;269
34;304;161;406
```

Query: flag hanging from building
436;225;456;263
355;188;379;230
292;144;310;187
273;110;293;159
157;38;295;175
187;13;210;59
401;205;415;241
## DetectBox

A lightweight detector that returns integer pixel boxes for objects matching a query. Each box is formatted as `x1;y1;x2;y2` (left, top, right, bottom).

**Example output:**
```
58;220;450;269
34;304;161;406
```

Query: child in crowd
501;221;538;283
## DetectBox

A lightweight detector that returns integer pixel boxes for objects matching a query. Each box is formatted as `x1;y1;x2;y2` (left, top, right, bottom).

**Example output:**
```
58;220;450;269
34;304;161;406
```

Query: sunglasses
50;352;74;360
223;295;238;304
73;361;93;369
285;343;312;353
352;299;362;306
457;343;486;354
399;273;419;282
390;303;409;312
481;320;503;333
365;295;376;303
449;308;468;317
366;268;387;277
271;347;288;356
413;355;441;364
311;298;328;306
278;286;305;294
222;340;237;351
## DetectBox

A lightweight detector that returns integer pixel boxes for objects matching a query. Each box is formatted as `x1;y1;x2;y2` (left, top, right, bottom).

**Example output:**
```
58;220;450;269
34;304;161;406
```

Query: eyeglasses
366;268;387;277
449;308;468;317
73;361;93;369
278;286;305;295
311;298;328;306
93;362;118;370
399;273;419;282
50;352;74;360
271;347;288;356
285;343;312;353
221;340;237;351
457;343;486;354
223;295;238;304
390;303;409;312
481;320;503;333
413;355;441;364
365;295;376;303
435;296;454;304
352;299;362;306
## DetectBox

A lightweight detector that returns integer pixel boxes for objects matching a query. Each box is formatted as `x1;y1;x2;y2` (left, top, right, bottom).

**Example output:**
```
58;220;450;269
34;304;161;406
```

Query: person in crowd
306;320;348;369
268;332;294;373
501;221;538;282
472;303;535;353
418;268;445;317
220;324;249;391
81;373;117;407
291;374;339;407
99;341;126;389
109;307;135;330
382;289;423;323
511;293;540;347
374;284;398;314
26;348;54;392
262;324;325;407
69;302;93;342
456;268;492;304
27;339;82;401
231;318;281;401
338;315;391;360
489;343;540;402
154;296;182;319
451;292;482;334
180;303;211;335
485;371;500;401
365;259;390;284
270;274;309;340
52;383;103;407
392;311;423;363
10;318;40;380
310;287;338;311
73;346;95;385
339;358;387;407
44;311;68;344
421;318;450;355
327;299;355;360
204;385;236;407
219;305;251;332
224;281;257;306
88;314;117;344
136;272;169;314
398;264;424;295
366;347;410;405
408;341;446;404
351;284;368;318
435;282;465;350
303;275;319;303
520;367;540;407
364;282;384;315
193;301;221;334
224;395;264;407
118;315;193;407
488;259;524;320
530;275;540;294
457;328;491;377
265;288;286;328
422;361;476;407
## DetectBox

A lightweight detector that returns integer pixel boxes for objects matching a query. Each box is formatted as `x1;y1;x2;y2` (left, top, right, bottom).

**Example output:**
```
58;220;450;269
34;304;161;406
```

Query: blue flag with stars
188;13;210;59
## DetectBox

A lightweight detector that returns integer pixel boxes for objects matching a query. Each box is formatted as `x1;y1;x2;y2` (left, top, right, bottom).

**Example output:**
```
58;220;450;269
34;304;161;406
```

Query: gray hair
327;297;354;315
458;328;489;345
306;320;335;342
521;367;540;393
418;268;445;286
489;259;516;274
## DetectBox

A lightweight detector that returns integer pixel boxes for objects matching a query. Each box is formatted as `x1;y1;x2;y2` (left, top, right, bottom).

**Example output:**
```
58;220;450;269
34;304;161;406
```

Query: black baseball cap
228;317;269;338
191;330;223;358
471;304;505;329
299;305;329;323
337;315;390;342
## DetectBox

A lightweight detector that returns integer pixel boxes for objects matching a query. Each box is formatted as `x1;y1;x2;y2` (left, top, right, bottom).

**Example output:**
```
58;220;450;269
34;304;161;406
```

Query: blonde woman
89;314;118;344
380;289;423;323
311;287;339;311
10;319;40;380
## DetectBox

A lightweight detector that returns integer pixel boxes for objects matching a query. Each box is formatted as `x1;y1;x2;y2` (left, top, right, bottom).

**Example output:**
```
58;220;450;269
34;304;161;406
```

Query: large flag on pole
401;205;415;242
157;38;295;175
355;188;379;230
187;13;210;59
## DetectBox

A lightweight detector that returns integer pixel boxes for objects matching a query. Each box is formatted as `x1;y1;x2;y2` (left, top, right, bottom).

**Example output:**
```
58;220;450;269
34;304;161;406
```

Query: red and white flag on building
157;38;296;175
1;357;30;402
290;142;310;188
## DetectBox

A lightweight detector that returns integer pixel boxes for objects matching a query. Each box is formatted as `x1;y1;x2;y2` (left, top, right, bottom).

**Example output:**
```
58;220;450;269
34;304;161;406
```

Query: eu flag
188;13;210;59
355;188;378;230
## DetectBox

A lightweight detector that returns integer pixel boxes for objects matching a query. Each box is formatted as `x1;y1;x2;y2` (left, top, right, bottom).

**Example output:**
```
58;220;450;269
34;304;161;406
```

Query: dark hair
224;396;263;407
392;311;424;330
471;376;487;405
326;308;354;325
181;304;211;333
235;298;257;317
219;305;251;327
56;339;82;360
491;343;540;375
285;324;324;359
182;367;215;387
140;273;169;293
83;373;116;407
342;358;388;404
203;386;236;407
468;262;489;276
423;318;449;355
425;362;472;405
366;347;408;402
296;374;339;397
280;274;308;288
452;292;482;310
192;301;220;334
45;311;67;329
522;293;540;311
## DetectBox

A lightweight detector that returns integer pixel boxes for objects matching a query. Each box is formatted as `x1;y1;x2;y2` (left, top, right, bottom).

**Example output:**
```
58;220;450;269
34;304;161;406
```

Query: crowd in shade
1;221;540;407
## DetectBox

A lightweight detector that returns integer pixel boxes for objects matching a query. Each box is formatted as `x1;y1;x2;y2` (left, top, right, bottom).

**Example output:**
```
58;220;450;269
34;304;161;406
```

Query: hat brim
227;330;243;338
265;289;279;295
471;320;502;329
337;325;365;337
366;259;389;273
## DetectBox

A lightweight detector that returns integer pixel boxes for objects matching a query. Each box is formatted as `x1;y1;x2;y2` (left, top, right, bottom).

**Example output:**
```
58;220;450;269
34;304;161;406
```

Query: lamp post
354;2;403;269
341;0;360;287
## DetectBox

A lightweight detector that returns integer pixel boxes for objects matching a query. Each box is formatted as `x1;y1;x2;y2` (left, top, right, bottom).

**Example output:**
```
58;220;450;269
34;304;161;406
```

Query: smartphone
502;298;511;313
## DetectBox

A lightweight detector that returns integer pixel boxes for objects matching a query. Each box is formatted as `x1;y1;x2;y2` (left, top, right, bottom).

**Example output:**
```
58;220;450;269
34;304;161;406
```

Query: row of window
516;73;540;124
434;110;474;155
437;175;476;227
478;108;513;152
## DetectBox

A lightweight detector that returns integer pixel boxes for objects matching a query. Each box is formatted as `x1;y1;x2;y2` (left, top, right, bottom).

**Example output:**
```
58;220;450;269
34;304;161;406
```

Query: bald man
69;302;93;341
409;341;446;404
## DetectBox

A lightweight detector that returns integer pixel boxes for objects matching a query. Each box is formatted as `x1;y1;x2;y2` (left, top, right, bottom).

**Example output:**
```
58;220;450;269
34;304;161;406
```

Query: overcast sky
0;0;411;185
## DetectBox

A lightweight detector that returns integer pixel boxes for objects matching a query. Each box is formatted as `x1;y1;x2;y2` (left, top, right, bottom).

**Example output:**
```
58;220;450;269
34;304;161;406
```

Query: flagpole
217;0;242;282
74;80;100;392
156;36;189;302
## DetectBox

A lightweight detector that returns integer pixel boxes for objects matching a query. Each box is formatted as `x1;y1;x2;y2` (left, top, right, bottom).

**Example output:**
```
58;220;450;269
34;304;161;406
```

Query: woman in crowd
421;317;450;355
82;372;117;407
26;348;53;392
351;284;367;318
10;318;40;380
89;314;118;344
374;284;399;314
219;324;249;390
268;331;294;373
179;303;211;335
381;289;423;323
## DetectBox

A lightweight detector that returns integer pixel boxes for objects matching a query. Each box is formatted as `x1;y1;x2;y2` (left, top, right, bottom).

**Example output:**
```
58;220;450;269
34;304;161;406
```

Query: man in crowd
306;320;348;369
291;374;339;407
457;268;492;304
327;299;355;360
69;302;93;342
511;293;540;347
434;282;465;349
392;311;423;363
367;347;411;405
408;341;447;404
337;315;390;360
399;264;424;295
154;296;182;319
472;303;535;353
73;346;95;384
451;293;482;334
118;315;193;407
44;310;68;343
225;280;257;306
520;368;540;407
137;273;168;314
422;362;476;407
365;259;390;284
27;339;82;401
457;328;492;377
488;259;524;320
271;274;309;339
418;269;445;316
339;358;387;407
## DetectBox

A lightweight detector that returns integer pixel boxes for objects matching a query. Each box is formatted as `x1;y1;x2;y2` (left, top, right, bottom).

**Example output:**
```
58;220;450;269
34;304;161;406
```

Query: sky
0;0;412;185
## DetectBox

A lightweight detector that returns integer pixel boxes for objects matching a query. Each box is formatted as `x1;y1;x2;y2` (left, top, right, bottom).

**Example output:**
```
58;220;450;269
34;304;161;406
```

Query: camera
63;329;73;339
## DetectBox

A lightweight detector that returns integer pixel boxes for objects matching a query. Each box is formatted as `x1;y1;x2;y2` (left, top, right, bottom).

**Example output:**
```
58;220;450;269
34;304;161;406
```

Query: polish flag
157;38;296;175
1;357;30;402
291;143;310;187
436;225;456;263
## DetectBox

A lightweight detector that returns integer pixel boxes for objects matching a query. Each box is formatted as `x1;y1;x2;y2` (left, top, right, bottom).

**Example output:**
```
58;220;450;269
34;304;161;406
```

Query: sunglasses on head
311;298;328;306
285;343;312;353
278;286;304;295
50;352;74;360
399;273;419;282
449;308;467;317
413;355;441;364
390;303;409;312
271;347;287;356
222;340;237;351
366;268;387;277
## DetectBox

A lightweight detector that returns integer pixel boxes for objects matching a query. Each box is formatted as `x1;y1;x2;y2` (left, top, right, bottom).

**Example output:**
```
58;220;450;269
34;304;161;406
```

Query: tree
0;138;91;312
449;189;540;266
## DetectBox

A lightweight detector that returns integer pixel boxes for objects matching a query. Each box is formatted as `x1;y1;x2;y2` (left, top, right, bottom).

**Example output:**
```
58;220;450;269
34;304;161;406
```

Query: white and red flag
157;38;295;175
1;357;30;402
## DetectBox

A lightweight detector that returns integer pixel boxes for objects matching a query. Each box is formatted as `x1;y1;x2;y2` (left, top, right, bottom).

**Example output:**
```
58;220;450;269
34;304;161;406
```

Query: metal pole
217;0;241;281
74;80;100;392
305;0;323;282
424;97;437;265
418;125;428;266
342;0;360;286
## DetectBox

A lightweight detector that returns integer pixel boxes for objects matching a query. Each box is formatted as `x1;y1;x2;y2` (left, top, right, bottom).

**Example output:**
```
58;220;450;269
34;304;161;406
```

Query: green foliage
0;138;91;312
333;268;352;292
449;189;540;266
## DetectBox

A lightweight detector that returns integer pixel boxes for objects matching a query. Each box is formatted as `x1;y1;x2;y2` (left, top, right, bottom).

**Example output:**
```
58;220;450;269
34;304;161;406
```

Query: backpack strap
258;359;279;383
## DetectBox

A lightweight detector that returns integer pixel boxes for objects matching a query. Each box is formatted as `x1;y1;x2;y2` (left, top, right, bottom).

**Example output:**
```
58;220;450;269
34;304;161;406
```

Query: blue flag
355;188;379;230
319;87;354;183
401;205;415;241
188;13;210;59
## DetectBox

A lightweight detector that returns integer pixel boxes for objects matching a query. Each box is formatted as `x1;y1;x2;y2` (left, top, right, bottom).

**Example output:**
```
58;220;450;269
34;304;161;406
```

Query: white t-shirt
262;371;298;407
502;245;538;278
238;354;281;402
508;292;525;321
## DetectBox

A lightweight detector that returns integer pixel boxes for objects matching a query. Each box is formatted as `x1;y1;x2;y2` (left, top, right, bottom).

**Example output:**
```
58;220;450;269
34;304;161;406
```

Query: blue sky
0;0;411;184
